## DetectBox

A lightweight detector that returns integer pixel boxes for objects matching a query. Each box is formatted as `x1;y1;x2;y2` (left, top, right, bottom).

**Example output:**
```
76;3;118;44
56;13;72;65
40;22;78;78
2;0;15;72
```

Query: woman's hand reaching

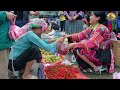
55;37;65;43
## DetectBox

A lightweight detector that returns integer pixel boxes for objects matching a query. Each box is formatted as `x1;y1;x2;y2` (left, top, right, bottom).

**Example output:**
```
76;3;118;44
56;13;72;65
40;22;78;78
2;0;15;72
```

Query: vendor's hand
74;42;84;49
55;37;65;43
68;43;76;50
6;12;17;21
62;34;68;37
62;34;71;39
61;34;67;37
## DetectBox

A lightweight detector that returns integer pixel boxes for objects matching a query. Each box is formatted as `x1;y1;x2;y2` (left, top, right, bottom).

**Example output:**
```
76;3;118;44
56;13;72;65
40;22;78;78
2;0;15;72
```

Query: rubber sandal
19;69;33;75
31;75;38;79
80;69;87;73
22;75;38;79
91;70;100;75
86;68;93;73
90;68;100;75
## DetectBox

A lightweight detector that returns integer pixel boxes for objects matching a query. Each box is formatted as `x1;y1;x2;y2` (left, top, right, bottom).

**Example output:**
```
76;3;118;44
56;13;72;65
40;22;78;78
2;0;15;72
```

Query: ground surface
84;67;120;79
8;60;120;79
31;63;120;79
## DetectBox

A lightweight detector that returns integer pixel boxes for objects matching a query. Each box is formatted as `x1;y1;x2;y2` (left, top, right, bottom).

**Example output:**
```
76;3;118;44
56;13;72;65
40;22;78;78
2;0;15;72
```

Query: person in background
58;11;66;32
83;21;88;30
84;11;91;26
0;11;16;79
13;11;38;27
64;11;84;35
29;11;40;19
8;19;65;79
82;18;89;30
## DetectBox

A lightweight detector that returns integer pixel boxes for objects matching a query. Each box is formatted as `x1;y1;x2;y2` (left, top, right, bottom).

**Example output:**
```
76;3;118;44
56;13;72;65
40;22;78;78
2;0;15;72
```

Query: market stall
38;32;89;79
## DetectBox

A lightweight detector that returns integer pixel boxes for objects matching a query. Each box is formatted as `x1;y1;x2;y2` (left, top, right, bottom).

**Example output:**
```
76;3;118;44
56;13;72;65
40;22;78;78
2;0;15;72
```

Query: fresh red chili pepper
44;62;89;79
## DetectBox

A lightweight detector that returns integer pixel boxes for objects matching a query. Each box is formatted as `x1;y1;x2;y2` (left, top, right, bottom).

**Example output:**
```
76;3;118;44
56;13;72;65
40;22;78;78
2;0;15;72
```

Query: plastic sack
56;43;68;55
113;72;120;79
21;23;30;32
9;18;27;40
61;60;73;65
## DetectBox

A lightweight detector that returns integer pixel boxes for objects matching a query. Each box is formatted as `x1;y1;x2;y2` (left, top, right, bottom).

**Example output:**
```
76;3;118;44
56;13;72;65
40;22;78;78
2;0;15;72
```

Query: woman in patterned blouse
64;11;114;74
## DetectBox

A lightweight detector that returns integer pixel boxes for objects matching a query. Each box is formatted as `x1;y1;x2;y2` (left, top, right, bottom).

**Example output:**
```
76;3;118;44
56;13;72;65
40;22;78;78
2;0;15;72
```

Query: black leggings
60;21;65;31
8;45;42;71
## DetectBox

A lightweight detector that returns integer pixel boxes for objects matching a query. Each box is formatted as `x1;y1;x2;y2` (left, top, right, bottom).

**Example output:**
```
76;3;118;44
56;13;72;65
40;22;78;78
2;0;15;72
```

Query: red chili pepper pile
44;63;88;79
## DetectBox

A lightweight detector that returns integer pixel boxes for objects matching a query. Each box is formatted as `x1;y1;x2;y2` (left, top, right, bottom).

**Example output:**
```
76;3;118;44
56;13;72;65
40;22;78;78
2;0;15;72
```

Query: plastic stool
97;66;108;74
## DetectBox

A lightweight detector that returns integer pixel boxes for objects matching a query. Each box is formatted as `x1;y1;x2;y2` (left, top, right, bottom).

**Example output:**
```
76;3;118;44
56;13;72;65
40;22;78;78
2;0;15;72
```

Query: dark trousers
60;20;65;32
8;45;42;71
16;20;28;27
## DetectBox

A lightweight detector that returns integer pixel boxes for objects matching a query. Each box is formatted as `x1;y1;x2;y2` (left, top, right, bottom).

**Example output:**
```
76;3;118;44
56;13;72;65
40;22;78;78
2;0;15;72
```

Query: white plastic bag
113;72;120;79
64;52;76;63
61;60;73;65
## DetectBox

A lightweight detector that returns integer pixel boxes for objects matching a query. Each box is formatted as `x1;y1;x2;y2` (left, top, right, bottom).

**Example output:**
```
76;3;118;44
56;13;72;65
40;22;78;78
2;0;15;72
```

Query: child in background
58;11;66;32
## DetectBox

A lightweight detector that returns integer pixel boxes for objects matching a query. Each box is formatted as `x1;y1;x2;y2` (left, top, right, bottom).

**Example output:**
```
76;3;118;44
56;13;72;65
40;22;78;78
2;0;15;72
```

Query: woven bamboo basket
111;40;120;66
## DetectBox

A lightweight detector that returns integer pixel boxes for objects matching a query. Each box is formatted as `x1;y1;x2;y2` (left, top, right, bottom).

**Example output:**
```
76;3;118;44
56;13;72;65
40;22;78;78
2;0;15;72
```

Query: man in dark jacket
14;11;40;27
14;11;29;27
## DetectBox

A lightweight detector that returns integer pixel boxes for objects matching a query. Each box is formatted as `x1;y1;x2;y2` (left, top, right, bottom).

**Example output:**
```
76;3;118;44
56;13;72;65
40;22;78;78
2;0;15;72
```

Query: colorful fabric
64;11;84;17
107;20;116;32
71;24;111;50
69;11;77;17
70;24;113;72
